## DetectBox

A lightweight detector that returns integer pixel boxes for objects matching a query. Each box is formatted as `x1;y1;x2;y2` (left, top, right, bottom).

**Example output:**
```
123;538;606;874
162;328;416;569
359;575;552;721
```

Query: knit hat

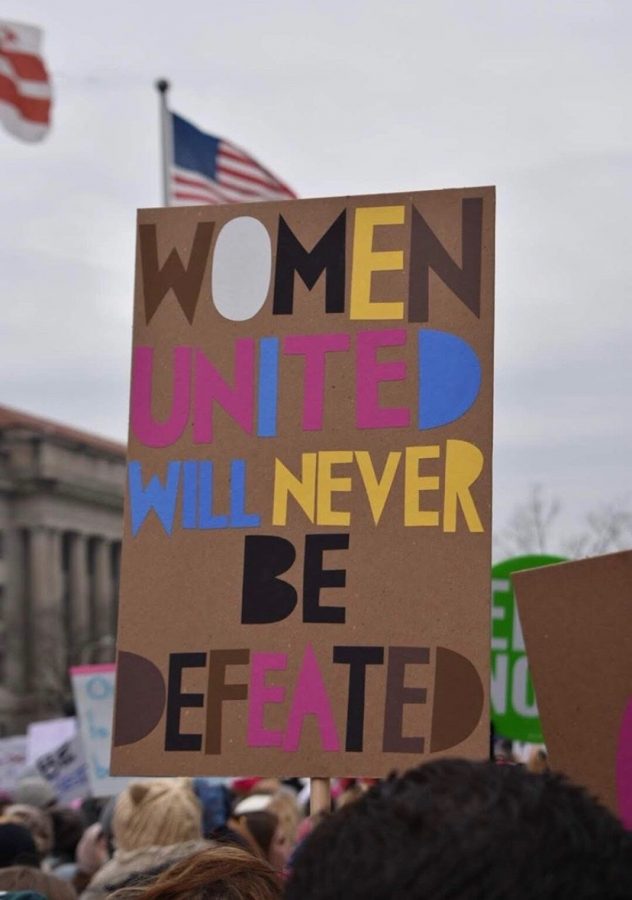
11;780;55;811
112;779;202;852
233;794;273;816
0;824;39;869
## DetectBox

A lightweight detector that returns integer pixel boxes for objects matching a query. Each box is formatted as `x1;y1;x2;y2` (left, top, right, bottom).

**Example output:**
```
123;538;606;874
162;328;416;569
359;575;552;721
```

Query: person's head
109;845;281;899
50;806;86;861
286;759;632;900
13;777;56;811
336;782;365;809
1;806;53;858
265;818;290;874
236;812;284;870
0;864;76;899
113;779;202;852
0;822;40;869
267;789;300;847
526;747;549;775
232;810;289;872
494;738;515;764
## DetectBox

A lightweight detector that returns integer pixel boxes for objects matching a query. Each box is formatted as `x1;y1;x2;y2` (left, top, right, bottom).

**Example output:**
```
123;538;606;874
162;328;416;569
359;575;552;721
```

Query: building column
68;532;90;662
49;530;64;626
94;538;115;660
3;527;27;694
110;541;122;638
29;527;65;699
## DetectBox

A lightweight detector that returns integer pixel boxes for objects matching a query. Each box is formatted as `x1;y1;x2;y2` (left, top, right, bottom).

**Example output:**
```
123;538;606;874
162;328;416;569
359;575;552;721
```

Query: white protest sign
26;717;77;766
71;664;132;797
0;736;27;793
33;734;89;804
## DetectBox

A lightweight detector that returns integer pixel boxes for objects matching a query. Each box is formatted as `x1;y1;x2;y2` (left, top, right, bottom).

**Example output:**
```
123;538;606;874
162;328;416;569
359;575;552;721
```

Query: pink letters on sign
247;652;288;747
283;644;341;752
356;329;410;429
284;333;351;431
194;339;255;443
131;346;191;448
616;696;632;828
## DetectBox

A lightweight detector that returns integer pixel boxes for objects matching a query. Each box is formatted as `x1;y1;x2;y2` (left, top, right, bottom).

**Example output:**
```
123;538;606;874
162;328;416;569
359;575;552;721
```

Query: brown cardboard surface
514;551;632;818
111;187;495;777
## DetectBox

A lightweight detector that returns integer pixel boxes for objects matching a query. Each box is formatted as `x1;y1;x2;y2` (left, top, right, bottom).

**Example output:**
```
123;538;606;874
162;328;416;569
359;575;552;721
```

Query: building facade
0;405;125;734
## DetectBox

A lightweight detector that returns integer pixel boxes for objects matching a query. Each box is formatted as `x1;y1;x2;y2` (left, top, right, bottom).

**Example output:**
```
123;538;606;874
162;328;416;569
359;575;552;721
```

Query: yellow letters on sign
350;206;405;320
355;451;401;525
404;445;441;527
443;439;484;533
317;451;353;526
272;454;317;526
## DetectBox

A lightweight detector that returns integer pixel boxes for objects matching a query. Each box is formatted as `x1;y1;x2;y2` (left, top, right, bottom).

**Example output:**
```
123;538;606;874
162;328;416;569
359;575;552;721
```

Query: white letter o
211;216;271;321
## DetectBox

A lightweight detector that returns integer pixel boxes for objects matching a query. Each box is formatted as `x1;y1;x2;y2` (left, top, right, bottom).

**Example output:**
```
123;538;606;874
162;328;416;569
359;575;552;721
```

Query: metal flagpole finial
156;80;172;206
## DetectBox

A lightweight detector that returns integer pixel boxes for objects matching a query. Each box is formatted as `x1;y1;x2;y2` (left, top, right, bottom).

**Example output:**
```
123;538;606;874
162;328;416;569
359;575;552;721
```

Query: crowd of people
0;746;630;899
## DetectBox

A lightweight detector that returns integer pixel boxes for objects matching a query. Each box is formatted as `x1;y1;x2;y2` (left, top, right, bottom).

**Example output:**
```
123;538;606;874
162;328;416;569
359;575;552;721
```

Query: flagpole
156;79;172;206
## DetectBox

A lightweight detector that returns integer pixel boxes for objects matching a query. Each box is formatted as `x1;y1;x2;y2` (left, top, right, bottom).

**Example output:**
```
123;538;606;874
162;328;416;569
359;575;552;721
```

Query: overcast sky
2;0;631;550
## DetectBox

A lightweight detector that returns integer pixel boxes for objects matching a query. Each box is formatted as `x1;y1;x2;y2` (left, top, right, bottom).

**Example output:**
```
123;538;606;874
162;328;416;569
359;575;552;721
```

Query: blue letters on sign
86;676;113;701
257;336;280;437
418;330;481;429
128;461;181;536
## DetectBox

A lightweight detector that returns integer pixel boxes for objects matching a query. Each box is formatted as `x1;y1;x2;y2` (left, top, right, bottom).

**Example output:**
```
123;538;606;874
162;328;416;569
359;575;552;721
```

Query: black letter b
241;535;297;624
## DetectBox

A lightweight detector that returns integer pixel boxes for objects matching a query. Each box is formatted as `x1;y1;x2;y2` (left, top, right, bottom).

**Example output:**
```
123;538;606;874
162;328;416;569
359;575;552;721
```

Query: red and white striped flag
169;111;296;205
0;20;52;142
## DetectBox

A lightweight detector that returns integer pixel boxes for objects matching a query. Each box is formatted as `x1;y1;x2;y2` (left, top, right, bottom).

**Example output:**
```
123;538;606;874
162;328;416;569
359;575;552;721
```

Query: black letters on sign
303;533;349;624
333;646;385;751
165;652;206;751
273;212;346;315
241;535;298;624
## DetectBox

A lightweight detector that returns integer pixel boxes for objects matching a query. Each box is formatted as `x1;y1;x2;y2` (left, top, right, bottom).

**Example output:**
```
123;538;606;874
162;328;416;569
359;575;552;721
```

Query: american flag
0;19;52;142
169;111;296;206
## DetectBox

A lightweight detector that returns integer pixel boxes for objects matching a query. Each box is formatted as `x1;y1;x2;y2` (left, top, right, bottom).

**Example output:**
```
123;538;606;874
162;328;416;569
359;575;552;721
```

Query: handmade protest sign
491;555;565;742
71;664;135;797
0;736;27;793
514;551;632;824
32;734;89;805
26;717;76;766
111;187;495;777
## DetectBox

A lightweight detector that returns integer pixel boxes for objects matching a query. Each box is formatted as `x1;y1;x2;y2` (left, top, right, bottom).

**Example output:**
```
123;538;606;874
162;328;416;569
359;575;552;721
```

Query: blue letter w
128;461;181;536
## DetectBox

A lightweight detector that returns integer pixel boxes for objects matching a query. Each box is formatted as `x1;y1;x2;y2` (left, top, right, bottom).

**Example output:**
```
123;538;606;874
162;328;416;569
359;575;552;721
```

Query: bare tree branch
495;487;632;560
494;485;561;557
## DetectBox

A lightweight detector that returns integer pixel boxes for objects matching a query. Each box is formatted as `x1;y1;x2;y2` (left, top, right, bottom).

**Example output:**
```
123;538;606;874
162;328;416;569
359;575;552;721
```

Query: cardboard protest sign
0;736;27;793
112;187;495;777
71;664;134;797
514;551;632;824
491;555;565;742
33;734;89;805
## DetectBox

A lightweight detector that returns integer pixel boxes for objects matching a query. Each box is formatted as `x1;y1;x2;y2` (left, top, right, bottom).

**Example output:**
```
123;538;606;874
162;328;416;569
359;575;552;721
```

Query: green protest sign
491;555;565;742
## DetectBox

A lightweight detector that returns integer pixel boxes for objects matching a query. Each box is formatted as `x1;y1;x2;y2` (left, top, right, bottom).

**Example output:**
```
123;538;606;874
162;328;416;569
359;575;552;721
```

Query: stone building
0;405;125;734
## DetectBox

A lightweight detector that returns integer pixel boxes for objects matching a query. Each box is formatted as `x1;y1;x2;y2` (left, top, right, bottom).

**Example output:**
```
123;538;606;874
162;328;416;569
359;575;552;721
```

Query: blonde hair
268;789;301;845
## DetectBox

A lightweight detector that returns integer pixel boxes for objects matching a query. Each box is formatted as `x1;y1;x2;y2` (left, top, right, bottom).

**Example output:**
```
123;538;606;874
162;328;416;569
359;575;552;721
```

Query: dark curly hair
286;759;632;900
